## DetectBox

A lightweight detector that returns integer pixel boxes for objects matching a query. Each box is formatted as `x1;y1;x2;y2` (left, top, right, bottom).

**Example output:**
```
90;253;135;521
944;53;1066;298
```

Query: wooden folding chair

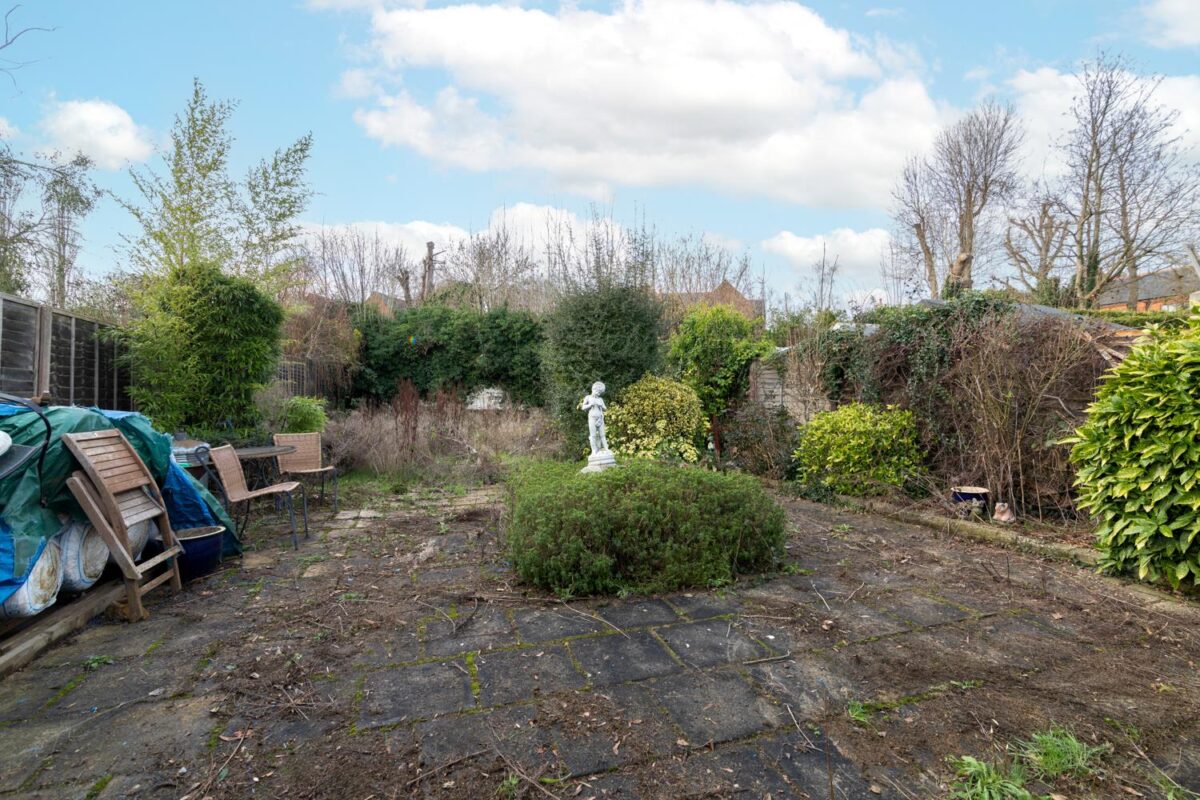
274;433;338;512
62;430;183;621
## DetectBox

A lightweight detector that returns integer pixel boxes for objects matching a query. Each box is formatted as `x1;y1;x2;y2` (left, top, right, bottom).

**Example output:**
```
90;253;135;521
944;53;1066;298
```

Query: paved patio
1;488;1198;799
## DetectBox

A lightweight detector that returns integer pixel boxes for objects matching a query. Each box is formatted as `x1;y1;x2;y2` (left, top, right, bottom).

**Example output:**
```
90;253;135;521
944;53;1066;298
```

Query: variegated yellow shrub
606;375;708;463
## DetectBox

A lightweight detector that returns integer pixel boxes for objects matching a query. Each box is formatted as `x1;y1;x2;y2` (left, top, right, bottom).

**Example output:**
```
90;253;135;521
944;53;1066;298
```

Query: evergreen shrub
1068;318;1200;587
606;375;707;462
541;286;663;448
793;403;921;495
506;460;785;596
354;306;543;405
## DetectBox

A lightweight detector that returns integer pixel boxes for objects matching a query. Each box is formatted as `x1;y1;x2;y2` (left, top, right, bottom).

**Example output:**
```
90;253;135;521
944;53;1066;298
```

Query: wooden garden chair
273;433;338;512
62;430;183;621
209;445;308;549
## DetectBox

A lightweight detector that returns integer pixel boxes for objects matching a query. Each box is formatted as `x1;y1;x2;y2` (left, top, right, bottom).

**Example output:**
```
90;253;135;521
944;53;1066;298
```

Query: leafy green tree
121;261;283;431
668;304;770;454
121;79;313;293
541;286;663;448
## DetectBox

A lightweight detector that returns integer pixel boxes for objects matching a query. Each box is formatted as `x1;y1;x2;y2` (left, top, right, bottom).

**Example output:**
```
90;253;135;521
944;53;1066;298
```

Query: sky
2;0;1199;304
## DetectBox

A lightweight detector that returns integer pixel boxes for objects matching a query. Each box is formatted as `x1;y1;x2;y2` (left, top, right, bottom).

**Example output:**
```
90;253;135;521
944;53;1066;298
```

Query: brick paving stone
359;661;474;728
475;646;586;706
654;619;765;668
595;599;680;629
569;632;680;686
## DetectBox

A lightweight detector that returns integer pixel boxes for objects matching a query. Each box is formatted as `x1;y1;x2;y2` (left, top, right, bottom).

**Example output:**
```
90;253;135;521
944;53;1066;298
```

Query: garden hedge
506;460;785;596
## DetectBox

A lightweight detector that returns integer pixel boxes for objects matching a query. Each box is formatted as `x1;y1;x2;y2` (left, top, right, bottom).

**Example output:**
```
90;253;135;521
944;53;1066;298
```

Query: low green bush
606;375;707;463
1076;308;1193;331
1068;318;1200;588
506;460;785;596
793;403;922;495
281;396;327;433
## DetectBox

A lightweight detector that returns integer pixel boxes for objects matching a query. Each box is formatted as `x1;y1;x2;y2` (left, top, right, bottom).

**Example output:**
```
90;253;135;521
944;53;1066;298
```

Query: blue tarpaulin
0;405;238;606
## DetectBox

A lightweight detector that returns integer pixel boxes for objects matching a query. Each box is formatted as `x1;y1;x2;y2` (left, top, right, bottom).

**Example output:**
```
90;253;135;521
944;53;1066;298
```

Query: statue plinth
580;449;617;474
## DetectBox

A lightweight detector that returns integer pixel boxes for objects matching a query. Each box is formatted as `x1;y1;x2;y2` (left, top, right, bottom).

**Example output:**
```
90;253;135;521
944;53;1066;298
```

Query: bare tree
893;100;1024;297
444;216;541;312
0;5;52;87
37;153;97;306
804;241;839;311
1058;53;1200;307
302;226;411;306
1003;188;1071;303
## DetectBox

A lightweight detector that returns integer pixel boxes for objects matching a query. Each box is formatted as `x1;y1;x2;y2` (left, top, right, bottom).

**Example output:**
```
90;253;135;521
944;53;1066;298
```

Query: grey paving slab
0;664;81;723
749;652;854;721
424;605;518;657
575;772;640;798
475;646;586;706
653;669;781;745
359;660;474;728
760;730;886;798
355;627;423;666
513;607;606;642
595;599;681;629
680;742;795;798
654;619;766;667
569;632;681;686
414;705;547;768
665;593;739;620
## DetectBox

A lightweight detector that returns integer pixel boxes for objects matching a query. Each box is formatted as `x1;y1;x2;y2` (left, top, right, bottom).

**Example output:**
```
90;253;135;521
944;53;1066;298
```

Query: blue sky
2;0;1199;302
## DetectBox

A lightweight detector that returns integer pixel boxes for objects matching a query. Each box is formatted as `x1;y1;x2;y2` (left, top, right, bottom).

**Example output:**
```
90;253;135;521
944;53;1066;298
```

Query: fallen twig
404;749;489;788
742;651;793;666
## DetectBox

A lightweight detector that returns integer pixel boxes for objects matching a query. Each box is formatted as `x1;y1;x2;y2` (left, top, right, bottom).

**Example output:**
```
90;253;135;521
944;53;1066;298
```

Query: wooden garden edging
839;494;1100;567
0;581;125;678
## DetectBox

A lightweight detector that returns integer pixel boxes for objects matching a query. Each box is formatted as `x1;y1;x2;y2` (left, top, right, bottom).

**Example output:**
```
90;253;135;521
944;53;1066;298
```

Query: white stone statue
579;381;616;473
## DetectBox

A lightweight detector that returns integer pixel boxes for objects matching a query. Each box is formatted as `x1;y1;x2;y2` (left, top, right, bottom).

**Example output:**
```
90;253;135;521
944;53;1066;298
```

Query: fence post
36;304;51;400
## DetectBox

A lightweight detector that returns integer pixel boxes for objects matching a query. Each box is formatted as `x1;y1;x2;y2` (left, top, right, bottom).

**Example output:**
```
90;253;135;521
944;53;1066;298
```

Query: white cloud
338;0;944;206
301;202;601;260
39;99;153;169
762;227;890;288
702;231;744;252
0;117;17;139
303;218;469;257
865;7;903;18
1141;0;1200;48
1008;66;1200;178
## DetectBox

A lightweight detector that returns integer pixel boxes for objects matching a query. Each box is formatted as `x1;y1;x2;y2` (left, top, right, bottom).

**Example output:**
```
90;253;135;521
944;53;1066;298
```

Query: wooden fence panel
0;297;40;396
0;293;130;409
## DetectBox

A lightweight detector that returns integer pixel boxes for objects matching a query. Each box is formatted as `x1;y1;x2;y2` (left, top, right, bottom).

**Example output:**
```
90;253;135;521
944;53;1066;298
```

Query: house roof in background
1096;266;1200;306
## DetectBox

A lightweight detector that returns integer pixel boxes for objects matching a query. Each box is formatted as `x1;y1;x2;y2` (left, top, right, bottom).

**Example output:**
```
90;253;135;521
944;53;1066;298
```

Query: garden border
832;493;1200;614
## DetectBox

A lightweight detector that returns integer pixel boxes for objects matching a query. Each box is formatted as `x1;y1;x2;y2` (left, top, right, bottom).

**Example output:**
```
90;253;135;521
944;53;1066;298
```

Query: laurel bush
1068;318;1200;588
